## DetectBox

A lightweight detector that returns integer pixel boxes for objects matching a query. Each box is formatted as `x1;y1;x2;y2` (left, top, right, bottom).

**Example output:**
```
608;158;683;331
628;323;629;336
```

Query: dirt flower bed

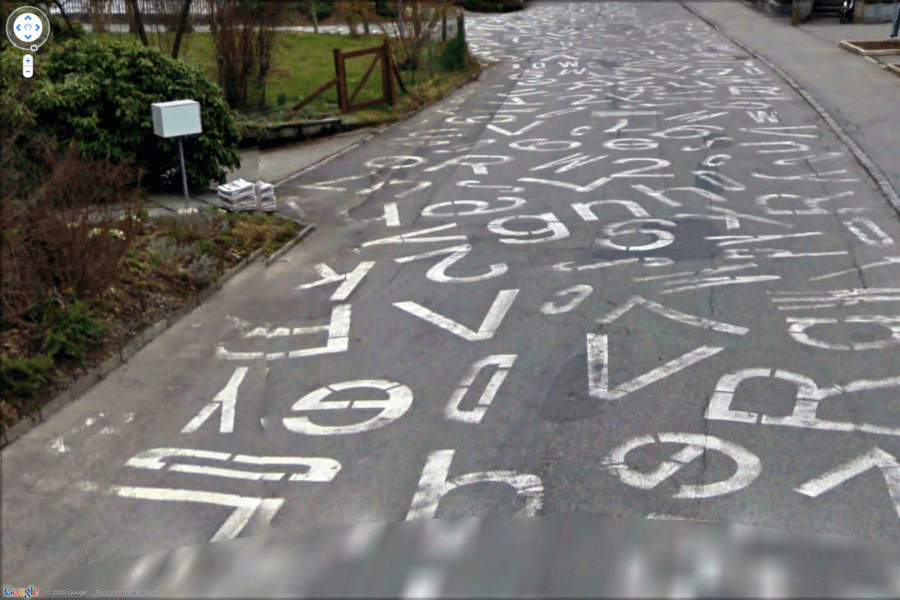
0;208;304;436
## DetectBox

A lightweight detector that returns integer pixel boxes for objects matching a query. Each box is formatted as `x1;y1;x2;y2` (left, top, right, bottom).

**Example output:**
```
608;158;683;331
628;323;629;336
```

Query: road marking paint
488;213;570;244
552;258;640;272
297;261;376;301
285;380;414;435
396;245;508;283
216;304;351;361
707;232;820;246
421;197;526;218
602;433;761;499
768;289;900;310
795;448;900;520
395;289;519;342
843;218;896;247
363;223;467;246
706;369;900;435
181;367;249;434
541;284;593;315
79;482;285;542
572;200;649;221
445;355;517;423
485;121;545;137
406;449;543;520
787;316;900;351
810;256;900;282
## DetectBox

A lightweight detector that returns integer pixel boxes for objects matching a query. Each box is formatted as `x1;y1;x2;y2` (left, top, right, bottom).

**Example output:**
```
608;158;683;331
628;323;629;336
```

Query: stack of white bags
217;179;277;212
254;180;276;212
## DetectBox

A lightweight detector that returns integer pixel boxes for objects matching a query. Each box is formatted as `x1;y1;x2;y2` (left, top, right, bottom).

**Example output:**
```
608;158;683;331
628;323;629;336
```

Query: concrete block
67;369;99;401
3;416;39;447
96;353;123;379
169;298;198;325
197;284;217;304
40;389;73;420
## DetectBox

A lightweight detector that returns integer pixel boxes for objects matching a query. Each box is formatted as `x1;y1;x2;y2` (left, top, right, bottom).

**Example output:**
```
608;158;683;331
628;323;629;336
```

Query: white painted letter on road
284;380;413;435
406;449;543;519
445;355;517;423
795;448;900;520
602;433;762;499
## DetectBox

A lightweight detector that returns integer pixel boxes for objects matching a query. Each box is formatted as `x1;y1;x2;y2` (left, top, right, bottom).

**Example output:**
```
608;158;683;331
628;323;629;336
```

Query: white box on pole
151;100;202;138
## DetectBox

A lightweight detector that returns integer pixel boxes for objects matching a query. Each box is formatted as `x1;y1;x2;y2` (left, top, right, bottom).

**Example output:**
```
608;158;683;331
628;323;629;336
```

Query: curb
680;2;900;218
1;228;306;449
273;63;489;189
265;224;316;266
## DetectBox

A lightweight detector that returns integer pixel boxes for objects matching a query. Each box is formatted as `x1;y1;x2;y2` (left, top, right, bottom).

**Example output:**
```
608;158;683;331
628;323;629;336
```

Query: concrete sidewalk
142;128;375;218
685;2;900;215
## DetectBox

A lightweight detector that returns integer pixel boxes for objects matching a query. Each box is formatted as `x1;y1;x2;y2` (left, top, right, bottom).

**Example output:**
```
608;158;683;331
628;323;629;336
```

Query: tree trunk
52;0;75;34
311;0;319;34
361;2;371;35
171;0;193;59
127;0;150;46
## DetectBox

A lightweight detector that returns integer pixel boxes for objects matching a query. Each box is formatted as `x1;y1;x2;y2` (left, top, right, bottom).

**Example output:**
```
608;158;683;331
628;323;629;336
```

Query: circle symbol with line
601;433;761;499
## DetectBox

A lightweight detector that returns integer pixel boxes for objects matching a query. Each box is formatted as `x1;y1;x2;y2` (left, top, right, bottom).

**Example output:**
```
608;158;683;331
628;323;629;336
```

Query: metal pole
891;1;900;38
178;136;189;211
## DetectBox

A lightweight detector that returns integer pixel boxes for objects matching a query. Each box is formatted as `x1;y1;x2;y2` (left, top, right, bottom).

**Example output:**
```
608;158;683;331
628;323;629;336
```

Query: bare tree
209;0;286;111
171;0;193;59
126;0;149;45
50;0;75;34
254;2;286;110
309;0;319;34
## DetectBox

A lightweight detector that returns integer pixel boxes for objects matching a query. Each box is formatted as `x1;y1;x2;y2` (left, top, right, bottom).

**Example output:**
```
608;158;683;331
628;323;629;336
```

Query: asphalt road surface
4;1;900;584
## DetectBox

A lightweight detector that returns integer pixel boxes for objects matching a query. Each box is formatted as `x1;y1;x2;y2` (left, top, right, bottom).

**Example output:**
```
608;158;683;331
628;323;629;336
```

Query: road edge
680;1;900;218
272;63;490;189
1;226;311;449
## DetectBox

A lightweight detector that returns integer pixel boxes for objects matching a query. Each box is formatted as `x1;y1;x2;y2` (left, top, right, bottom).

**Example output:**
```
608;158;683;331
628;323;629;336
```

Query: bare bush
1;147;146;325
209;1;287;111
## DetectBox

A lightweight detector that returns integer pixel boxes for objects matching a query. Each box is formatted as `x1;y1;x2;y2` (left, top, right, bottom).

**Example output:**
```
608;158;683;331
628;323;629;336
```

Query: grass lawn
94;31;391;114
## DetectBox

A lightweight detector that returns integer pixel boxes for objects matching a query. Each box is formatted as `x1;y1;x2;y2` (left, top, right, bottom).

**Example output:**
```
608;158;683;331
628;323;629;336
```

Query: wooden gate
293;39;398;114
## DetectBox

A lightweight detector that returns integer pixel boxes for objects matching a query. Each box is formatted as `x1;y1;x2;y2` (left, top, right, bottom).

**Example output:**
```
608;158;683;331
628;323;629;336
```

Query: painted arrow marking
795;448;900;520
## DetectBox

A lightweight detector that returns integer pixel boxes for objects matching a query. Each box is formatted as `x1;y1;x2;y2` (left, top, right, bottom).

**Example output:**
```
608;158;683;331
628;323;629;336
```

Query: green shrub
440;36;468;72
37;299;106;363
374;0;398;18
24;38;241;192
0;354;54;399
308;0;335;20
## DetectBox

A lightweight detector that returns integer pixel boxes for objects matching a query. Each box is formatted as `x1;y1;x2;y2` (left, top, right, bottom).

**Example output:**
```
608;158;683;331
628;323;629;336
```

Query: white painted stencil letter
488;213;570;244
216;305;351;361
445;355;517;423
423;155;513;176
421;197;526;218
394;289;519;341
589;297;748;401
795;448;900;520
297;261;376;301
787;316;900;351
541;285;593;315
364;155;427;170
363;223;467;247
406;449;543;520
181;367;249;434
602;433;762;499
396;245;508;283
284;380;414;435
572;200;649;222
843;218;896;247
706;369;900;436
596;219;676;252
